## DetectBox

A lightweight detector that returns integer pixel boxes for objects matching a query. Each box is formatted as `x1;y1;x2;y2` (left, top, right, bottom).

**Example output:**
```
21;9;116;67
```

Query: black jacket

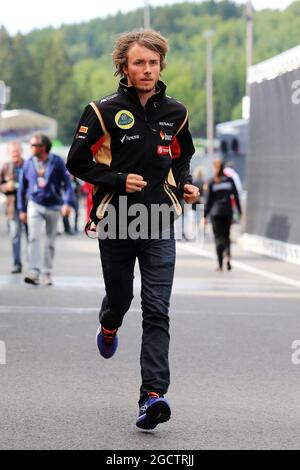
204;175;242;218
67;79;195;225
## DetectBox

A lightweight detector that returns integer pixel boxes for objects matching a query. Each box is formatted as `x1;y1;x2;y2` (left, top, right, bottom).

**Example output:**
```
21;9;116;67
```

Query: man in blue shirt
18;135;74;286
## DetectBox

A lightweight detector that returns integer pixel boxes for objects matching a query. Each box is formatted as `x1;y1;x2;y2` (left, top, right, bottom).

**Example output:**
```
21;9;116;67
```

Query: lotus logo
115;110;135;130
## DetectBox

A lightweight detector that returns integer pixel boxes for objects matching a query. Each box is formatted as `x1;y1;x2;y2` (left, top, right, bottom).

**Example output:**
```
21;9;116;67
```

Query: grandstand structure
243;45;300;265
0;109;57;164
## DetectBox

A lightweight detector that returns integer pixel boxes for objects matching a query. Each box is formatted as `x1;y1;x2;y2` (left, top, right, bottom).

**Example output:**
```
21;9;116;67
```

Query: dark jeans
211;215;232;268
8;213;27;268
98;236;176;406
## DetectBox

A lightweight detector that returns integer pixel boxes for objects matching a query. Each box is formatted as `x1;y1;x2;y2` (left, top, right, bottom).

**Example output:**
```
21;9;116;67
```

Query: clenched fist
183;184;200;204
126;174;147;193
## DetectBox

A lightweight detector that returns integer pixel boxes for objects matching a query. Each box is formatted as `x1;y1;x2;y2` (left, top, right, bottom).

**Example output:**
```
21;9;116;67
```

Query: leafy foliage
0;1;298;143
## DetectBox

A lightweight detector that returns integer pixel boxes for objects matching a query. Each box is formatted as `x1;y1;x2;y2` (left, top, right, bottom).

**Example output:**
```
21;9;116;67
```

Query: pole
246;1;254;98
0;81;6;142
144;0;150;29
203;30;215;156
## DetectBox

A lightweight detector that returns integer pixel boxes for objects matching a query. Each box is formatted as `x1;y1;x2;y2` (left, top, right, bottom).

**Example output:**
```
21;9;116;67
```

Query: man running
67;29;199;430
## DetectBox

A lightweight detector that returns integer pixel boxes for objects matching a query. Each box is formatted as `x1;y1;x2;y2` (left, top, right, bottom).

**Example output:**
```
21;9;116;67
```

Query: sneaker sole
137;400;171;430
147;400;171;423
24;277;39;286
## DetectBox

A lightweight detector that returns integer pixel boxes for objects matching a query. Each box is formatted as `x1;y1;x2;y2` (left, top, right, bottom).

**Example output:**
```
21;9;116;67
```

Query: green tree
9;34;38;109
38;32;81;142
0;27;14;87
6;0;300;140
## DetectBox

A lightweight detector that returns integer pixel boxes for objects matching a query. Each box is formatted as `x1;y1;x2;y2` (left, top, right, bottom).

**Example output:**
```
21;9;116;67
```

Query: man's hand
19;212;27;224
61;205;72;217
183;184;200;204
126;174;147;193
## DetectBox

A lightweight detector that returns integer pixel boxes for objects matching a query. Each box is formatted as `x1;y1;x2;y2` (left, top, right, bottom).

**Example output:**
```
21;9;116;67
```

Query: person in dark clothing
204;158;242;271
62;175;82;234
66;29;199;430
192;166;205;211
0;142;26;273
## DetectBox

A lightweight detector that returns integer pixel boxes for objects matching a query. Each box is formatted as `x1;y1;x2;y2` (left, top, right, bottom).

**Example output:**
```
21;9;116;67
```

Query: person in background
224;160;243;198
192;166;205;208
178;166;205;242
204;158;242;272
224;160;243;223
0;142;26;274
71;177;82;233
18;134;74;286
63;175;82;234
81;182;93;225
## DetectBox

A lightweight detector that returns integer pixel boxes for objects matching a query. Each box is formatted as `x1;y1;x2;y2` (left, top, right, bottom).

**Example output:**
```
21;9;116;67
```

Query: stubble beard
132;77;158;95
137;85;155;95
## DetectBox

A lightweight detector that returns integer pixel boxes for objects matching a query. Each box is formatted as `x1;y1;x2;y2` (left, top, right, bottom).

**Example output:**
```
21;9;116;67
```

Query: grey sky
0;0;296;35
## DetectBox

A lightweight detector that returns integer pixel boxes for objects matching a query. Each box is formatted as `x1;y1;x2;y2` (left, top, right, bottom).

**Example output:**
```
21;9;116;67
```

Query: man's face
30;137;45;158
9;144;22;166
123;43;161;95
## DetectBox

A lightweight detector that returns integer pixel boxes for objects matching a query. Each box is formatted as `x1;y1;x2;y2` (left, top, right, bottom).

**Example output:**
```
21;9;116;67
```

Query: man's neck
138;90;155;108
36;153;49;163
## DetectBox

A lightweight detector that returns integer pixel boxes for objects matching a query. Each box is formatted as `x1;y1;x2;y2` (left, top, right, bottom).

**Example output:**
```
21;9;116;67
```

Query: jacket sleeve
171;112;195;196
0;166;6;193
66;104;127;193
204;182;213;218
0;164;9;193
231;178;242;215
17;162;29;213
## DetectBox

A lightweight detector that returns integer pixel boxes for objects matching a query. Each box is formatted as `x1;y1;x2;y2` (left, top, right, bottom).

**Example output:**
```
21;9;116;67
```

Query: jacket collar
118;78;167;107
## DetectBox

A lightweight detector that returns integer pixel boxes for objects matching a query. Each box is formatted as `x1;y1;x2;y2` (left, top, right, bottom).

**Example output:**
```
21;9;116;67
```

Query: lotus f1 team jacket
66;78;195;226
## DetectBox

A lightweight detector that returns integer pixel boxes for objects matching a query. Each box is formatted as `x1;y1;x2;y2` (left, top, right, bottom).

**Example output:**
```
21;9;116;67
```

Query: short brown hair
213;158;225;179
32;134;52;153
112;29;169;77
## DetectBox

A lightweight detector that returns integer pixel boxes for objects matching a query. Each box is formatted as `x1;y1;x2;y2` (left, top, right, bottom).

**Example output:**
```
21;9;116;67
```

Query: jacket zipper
140;108;150;205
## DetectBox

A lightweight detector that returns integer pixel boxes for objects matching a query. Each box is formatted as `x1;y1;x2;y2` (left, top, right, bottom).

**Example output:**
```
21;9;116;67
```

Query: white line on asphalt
0;306;295;316
0;306;97;315
177;244;300;290
172;290;300;299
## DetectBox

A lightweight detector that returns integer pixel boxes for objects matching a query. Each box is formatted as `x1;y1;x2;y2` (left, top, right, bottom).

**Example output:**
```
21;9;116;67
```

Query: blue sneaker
136;392;171;430
96;326;118;359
